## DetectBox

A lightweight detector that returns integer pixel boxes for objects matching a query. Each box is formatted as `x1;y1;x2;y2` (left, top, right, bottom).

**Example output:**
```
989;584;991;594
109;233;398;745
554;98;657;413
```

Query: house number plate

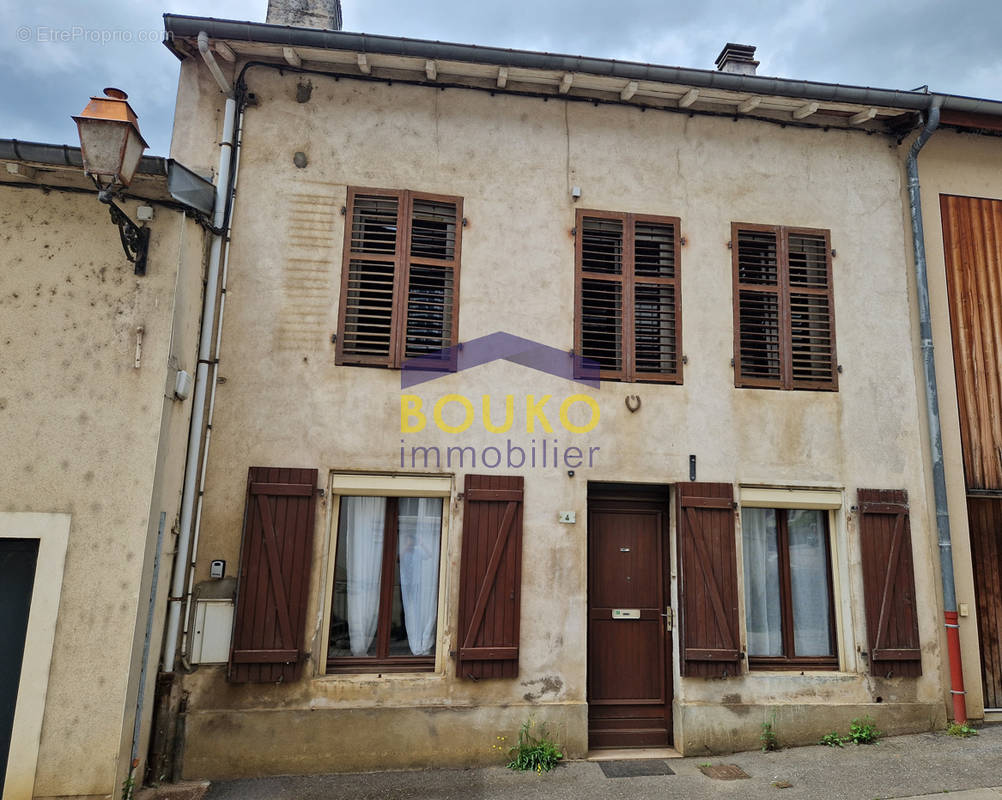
611;608;640;619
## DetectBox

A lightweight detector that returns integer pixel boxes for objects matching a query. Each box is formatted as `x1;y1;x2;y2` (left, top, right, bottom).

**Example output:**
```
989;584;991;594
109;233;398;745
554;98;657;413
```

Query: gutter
163;14;1002;119
906;96;967;724
0;138;166;175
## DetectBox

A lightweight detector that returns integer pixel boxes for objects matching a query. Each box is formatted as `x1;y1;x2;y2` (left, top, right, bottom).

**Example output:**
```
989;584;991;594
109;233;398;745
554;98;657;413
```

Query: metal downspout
907;95;967;723
162;41;237;671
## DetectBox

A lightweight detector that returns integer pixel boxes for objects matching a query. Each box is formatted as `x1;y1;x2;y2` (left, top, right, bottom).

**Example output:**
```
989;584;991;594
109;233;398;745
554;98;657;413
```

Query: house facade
155;8;1002;779
0;141;207;798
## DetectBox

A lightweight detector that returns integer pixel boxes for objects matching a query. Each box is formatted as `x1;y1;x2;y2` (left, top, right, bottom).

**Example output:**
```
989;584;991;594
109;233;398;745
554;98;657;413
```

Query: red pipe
944;611;968;723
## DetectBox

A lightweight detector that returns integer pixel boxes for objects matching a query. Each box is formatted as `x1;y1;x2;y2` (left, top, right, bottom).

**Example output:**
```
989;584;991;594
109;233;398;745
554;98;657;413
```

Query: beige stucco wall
912;131;1002;720
0;185;204;798
170;62;947;774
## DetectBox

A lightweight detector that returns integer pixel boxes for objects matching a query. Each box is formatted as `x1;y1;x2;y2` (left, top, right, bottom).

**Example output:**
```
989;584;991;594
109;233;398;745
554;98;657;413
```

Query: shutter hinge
831;248;836;258
462;217;468;227
456;492;464;502
727;240;733;249
340;206;347;215
680;236;687;246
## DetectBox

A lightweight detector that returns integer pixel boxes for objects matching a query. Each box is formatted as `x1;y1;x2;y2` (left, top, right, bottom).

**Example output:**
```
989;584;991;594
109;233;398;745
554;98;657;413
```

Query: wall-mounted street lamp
72;88;151;275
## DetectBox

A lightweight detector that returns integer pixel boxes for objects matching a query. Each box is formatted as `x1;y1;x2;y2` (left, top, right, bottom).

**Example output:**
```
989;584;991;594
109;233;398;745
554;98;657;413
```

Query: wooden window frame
732;222;838;391
325;495;444;674
743;507;839;671
335;187;463;369
575;209;683;384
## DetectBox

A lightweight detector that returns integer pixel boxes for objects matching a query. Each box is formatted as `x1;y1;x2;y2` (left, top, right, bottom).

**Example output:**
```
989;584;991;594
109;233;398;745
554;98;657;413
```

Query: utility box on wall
190;599;234;664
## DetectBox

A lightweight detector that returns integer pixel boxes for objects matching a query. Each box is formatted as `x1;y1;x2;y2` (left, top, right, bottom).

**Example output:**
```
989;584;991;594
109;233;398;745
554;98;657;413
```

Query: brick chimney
714;43;759;75
266;0;343;30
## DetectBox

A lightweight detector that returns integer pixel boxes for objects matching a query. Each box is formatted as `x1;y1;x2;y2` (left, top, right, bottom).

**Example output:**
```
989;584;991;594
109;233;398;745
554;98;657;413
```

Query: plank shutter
676;482;742;677
228;467;318;683
857;489;922;677
456;474;524;679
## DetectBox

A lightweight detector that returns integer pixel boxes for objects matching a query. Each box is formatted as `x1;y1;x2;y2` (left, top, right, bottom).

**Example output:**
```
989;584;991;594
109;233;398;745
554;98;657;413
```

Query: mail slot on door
611;608;640;619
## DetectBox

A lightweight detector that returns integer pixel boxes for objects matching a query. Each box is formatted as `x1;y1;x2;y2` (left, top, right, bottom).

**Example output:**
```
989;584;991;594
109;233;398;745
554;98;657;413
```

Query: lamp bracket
98;189;150;276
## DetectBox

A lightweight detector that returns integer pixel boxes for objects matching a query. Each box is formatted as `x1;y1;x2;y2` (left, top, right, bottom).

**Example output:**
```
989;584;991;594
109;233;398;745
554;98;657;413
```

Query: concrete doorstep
196;724;1002;800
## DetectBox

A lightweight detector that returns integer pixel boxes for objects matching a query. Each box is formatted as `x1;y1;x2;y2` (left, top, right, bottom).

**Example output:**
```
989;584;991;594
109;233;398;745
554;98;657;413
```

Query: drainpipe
162;36;237;671
907;95;967;724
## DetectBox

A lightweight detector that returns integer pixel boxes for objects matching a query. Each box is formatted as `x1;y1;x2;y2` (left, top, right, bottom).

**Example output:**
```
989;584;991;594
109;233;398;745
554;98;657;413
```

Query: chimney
266;0;343;30
714;43;758;75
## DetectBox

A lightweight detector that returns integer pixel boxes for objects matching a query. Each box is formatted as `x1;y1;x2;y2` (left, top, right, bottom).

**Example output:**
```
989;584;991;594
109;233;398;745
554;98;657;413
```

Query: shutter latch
662;607;673;631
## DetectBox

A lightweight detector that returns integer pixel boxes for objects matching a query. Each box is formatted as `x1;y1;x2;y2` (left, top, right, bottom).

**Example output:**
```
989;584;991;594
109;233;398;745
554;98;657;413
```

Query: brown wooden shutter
857;489;922;677
576;210;682;383
228;467;318;683
734;225;783;388
733;224;837;390
676;482;742;677
337;188;462;368
337;190;403;366
456;474;524;680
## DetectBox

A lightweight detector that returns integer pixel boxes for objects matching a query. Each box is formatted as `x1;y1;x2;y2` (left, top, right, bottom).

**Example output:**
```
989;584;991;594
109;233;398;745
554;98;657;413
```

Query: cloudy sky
1;0;1000;155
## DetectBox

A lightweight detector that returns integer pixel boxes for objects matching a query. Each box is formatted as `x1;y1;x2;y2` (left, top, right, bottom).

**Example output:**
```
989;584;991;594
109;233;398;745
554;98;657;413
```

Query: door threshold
587;747;682;761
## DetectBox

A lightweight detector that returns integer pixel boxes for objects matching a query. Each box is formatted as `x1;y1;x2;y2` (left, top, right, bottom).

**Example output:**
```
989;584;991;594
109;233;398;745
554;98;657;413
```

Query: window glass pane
391;497;443;656
788;509;834;657
329;496;386;658
742;508;783;656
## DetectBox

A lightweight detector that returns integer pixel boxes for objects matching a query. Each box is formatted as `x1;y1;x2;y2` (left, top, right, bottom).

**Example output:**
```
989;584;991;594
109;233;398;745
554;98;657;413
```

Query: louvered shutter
338;191;402;365
456;475;523;679
228;467;317;683
733;224;837;390
734;226;783;387
676;482;742;677
632;217;681;381
404;196;461;366
576;210;682;383
857;489;922;677
337;189;461;368
578;214;626;378
788;229;837;389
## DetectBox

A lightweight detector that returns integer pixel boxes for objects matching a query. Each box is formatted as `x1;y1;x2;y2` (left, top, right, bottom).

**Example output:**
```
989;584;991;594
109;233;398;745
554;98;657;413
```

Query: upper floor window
575;210;682;383
336;188;462;368
732;224;837;390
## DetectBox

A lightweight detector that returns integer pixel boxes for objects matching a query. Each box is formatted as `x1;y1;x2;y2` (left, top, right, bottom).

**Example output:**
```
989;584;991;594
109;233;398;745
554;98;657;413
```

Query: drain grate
599;759;675;778
699;764;751;780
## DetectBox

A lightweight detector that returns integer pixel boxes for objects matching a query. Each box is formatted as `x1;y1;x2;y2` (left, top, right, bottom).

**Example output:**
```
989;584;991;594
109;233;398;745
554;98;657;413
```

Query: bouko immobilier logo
398;332;603;471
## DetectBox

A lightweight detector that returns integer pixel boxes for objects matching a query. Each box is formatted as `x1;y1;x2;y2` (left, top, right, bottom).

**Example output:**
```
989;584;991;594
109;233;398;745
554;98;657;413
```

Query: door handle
661;607;673;631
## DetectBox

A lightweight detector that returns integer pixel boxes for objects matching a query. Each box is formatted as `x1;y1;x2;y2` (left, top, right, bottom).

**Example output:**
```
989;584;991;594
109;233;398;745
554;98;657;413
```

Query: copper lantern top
72;88;149;189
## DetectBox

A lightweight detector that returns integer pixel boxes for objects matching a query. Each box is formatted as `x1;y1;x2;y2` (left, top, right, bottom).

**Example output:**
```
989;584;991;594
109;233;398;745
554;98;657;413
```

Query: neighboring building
156;5;1002;779
917;127;1002;718
0;141;207;798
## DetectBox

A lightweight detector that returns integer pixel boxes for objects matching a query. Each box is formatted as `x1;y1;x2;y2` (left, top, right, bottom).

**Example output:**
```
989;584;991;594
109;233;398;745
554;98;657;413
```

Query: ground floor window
742;507;837;670
327;495;443;672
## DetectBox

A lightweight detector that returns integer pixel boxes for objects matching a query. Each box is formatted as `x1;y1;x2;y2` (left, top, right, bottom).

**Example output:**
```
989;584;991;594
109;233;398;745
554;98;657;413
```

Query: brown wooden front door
942;194;1002;708
587;487;672;748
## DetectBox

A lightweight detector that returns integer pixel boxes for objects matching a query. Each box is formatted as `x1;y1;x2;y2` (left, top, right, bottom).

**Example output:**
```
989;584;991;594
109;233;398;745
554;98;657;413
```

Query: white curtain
342;496;386;656
742;508;783;656
397;497;442;655
788;509;833;656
